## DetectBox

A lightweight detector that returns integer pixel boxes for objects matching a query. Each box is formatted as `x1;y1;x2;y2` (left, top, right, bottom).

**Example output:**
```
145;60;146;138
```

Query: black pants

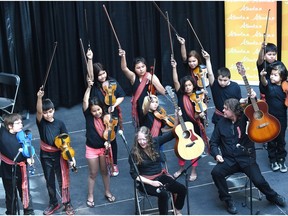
211;161;278;202
2;167;34;215
139;174;187;215
41;156;62;205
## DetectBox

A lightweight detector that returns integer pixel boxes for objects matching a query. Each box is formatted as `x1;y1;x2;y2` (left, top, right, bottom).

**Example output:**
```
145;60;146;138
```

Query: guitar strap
183;95;210;152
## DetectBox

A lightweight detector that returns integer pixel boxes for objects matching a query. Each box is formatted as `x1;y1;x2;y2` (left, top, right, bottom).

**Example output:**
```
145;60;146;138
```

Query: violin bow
186;18;205;51
152;1;179;37
84;9;90;48
79;38;87;65
263;9;271;71
103;4;122;49
166;11;174;59
149;58;156;95
41;41;58;90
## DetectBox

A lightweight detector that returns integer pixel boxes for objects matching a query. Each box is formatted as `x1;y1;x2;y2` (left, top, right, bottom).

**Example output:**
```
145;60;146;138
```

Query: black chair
0;72;20;122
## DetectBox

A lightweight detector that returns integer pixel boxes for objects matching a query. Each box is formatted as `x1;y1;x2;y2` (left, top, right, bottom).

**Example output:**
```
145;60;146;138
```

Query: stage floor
1;86;288;215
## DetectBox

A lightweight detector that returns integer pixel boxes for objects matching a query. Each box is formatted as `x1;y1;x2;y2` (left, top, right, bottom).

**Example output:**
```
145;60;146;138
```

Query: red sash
150;118;162;137
40;141;70;203
141;168;172;180
215;108;224;117
183;95;210;152
131;73;149;128
93;117;105;138
0;153;29;208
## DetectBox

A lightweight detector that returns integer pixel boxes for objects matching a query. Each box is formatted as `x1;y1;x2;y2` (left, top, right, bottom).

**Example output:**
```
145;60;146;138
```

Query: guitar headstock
236;62;246;76
165;85;175;100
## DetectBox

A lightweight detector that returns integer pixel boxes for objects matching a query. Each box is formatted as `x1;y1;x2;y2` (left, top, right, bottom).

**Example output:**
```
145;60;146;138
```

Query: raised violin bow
84;8;90;48
166;11;174;59
152;1;179;37
103;4;122;49
263;9;271;71
186;18;205;51
41;41;58;90
79;38;87;65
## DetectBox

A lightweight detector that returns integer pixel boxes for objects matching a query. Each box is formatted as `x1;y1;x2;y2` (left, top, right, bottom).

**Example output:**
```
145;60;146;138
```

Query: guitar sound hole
182;130;190;139
253;111;263;120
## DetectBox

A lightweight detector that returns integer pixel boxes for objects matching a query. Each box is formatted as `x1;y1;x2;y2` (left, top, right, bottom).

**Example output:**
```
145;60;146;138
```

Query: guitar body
174;121;205;160
244;100;280;143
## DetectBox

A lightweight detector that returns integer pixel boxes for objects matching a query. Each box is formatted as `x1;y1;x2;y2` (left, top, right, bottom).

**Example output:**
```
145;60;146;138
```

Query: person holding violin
259;61;288;173
177;36;213;95
36;87;75;215
86;49;125;177
256;42;278;100
0;113;35;215
171;57;209;182
83;79;116;208
118;48;166;128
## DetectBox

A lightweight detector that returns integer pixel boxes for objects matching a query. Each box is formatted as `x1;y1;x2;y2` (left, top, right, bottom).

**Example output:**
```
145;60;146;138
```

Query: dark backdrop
0;1;280;114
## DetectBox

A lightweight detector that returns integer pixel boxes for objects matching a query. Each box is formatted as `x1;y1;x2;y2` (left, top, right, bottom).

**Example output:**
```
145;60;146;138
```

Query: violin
54;133;77;172
153;106;175;128
103;114;118;174
16;130;36;175
102;80;117;106
282;80;288;107
16;130;35;158
190;91;208;127
148;61;156;95
193;65;209;92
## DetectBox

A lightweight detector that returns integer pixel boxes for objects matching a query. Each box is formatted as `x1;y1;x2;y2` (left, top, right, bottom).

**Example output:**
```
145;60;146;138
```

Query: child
86;49;126;177
260;61;288;172
0;113;35;215
256;42;278;100
118;48;165;128
83;80;115;208
210;67;246;126
36;87;75;215
171;57;209;181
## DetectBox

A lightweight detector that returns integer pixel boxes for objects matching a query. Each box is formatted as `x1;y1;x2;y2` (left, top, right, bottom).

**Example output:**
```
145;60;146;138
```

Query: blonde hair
142;95;158;113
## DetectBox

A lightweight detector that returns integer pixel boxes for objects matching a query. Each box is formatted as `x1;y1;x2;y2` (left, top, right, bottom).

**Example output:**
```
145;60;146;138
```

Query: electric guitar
236;62;280;143
165;86;205;160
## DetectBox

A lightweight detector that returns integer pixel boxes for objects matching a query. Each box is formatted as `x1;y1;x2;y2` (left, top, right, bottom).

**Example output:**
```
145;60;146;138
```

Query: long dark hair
179;75;196;94
131;126;159;165
93;62;111;87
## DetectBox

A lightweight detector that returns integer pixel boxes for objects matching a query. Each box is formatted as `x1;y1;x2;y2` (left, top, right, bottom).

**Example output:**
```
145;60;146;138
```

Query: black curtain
0;1;225;113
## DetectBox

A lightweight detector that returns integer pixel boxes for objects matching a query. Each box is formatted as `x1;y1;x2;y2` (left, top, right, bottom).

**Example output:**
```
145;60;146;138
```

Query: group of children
0;37;287;215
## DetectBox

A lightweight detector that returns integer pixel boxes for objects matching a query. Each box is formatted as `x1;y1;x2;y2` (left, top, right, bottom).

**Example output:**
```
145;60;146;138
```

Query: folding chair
0;72;20;122
226;173;262;201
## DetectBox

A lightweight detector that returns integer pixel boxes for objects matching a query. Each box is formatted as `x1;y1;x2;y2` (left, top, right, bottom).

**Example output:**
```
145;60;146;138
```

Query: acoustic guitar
165;86;205;160
236;62;280;143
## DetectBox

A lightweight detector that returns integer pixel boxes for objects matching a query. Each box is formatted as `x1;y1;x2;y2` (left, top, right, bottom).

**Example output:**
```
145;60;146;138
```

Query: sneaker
43;203;61;215
267;194;286;207
111;164;119;177
270;162;280;171
225;199;238;214
278;161;287;173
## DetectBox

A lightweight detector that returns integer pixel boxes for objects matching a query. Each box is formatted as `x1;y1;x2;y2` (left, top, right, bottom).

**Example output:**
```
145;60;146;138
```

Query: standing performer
86;48;125;177
171;57;208;182
36;87;75;215
0;113;35;215
118;48;165;128
129;126;187;215
210;98;286;214
83;79;116;208
259;61;288;172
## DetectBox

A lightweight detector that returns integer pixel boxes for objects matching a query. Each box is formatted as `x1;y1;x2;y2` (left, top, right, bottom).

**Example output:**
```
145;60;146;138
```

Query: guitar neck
241;74;258;111
171;95;187;131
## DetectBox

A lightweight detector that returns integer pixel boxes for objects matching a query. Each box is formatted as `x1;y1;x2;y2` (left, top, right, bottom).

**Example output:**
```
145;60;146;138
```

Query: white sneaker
278;161;287;173
271;162;280;171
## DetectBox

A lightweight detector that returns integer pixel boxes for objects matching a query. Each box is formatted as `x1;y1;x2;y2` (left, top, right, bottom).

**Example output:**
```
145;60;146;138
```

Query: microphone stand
172;155;202;215
118;132;154;211
11;154;22;215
